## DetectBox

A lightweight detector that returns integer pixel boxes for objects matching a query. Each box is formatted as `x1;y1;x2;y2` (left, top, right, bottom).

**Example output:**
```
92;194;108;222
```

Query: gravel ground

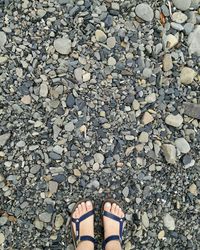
0;0;200;249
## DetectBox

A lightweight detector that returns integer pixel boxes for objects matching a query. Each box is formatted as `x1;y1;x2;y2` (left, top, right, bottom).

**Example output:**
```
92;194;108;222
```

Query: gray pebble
39;212;52;223
135;3;154;22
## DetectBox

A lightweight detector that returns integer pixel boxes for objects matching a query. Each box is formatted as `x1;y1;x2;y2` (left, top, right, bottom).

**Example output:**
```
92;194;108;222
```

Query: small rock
166;34;179;49
175;138;191;153
158;230;165;240
180;67;196;84
65;121;75;132
163;54;173;71
142;112;154;125
145;93;156;103
171;22;184;31
163;214;175;230
0;133;11;147
37;9;47;18
142;68;152;79
95;30;107;42
74;67;83;82
183;102;200;119
0;232;5;245
21;95;32;104
125;241;132;250
111;2;120;10
0;217;7;226
87;180;100;189
66;94;75;108
135;3;154;22
54;37;72;55
172;12;188;23
188;183;198;196
165;114;183;127
0;31;7;47
162;144;176;164
122;186;129;197
107;37;116;48
142;212;149;228
30;165;41;174
34;218;44;230
132;99;140;110
0;56;8;65
139;132;149;143
49;181;58;194
184;23;194;35
108;57;116;66
83;72;91;82
172;0;191;11
40;83;48;97
68;175;77;184
188;26;200;56
94;153;104;164
39;212;52;223
55;214;64;230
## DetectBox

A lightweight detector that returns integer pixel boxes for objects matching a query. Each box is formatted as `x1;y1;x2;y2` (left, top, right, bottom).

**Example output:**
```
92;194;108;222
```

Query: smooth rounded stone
142;68;152;79
163;54;173;71
53;145;63;155
142;212;149;228
94;153;104;164
21;95;31;104
132;99;140;110
158;230;165;240
139;132;149;143
54;37;72;55
163;213;175;230
188;183;198;196
135;3;154;22
145;93;156;103
68;175;77;184
190;0;200;9
166;34;179;49
188;26;200;56
34;218;44;230
40;83;48;97
111;2;119;10
87;180;100;189
0;133;11;147
74;67;83;82
175;138;191;153
65;121;74;132
172;12;188;23
49;181;58;194
0;56;8;64
122;186;129;197
95;30;107;42
37;9;46;18
171;22;184;31
16;140;26;148
125;241;132;250
66;94;75;108
30;165;41;174
0;31;7;47
165;114;183;127
49;152;61;160
55;214;64;230
107;37;116;48
142;112;154;125
39;212;52;223
83;72;91;82
180;67;196;84
108;57;116;66
0;232;5;245
0;217;7;226
184;23;194;34
162;144;177;164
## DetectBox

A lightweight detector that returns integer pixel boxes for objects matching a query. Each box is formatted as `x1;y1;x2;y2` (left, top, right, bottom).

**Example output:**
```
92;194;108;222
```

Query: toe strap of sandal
103;235;120;249
80;235;96;244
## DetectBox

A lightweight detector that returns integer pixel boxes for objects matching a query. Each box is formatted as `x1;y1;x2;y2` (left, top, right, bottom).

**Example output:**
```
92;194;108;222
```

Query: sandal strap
80;235;96;244
102;235;120;249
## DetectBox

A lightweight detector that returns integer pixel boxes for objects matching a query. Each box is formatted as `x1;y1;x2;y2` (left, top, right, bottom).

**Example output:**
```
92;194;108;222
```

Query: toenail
86;201;92;206
105;202;111;207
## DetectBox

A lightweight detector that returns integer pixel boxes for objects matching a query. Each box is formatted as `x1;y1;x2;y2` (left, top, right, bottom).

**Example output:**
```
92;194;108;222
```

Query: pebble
0;31;7;47
74;67;83;82
0;217;7;226
65;121;75;132
107;37;116;48
184;23;194;35
37;9;47;18
175;138;191;153
21;95;32;104
122;186;129;197
68;175;77;184
158;230;165;240
94;153;104;164
139;132;149;143
0;56;8;64
34;218;44;230
95;30;107;42
132;99;140;110
172;0;191;11
163;213;175;230
172;12;188;24
183;102;200;119
180;67;196;84
135;3;154;22
0;133;11;147
30;165;41;174
83;72;91;82
165;114;183;127
188;183;198;196
162;144;177;164
49;181;58;194
171;22;184;31
55;214;64;230
111;2;120;10
125;241;132;250
142;112;154;125
142;212;149;228
54;37;72;55
40;83;48;97
0;233;5;245
163;54;173;71
66;94;75;108
39;212;52;223
166;34;179;49
108;57;116;66
188;26;200;56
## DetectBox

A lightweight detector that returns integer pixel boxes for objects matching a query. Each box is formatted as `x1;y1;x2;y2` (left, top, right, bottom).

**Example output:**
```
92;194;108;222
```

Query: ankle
105;240;121;250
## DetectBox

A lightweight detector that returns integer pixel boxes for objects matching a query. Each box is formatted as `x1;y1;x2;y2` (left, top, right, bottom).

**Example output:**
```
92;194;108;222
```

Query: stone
54;37;72;55
165;114;183;127
0;217;7;226
188;183;198;196
142;212;149;228
166;34;179;49
139;132;149;143
68;175;77;184
180;67;196;84
162;144;176;164
0;31;7;47
83;72;91;82
111;2;120;10
183;102;200;119
135;3;154;22
122;186;129;197
108;57;116;66
142;112;154;125
163;54;173;71
49;181;58;193
0;56;8;64
132;99;140;110
37;9;47;18
190;0;200;9
158;230;165;240
65;121;74;132
95;30;107;42
188;26;200;56
34;218;44;230
172;12;188;23
184;23;194;35
163;214;175;230
0;233;5;245
21;95;31;104
175;138;191;153
172;0;191;11
30;165;41;174
107;37;116;48
39;212;52;223
94;153;104;164
142;68;152;79
66;94;75;108
0;133;11;147
145;93;156;103
55;214;64;229
74;67;83;82
40;83;48;97
125;241;132;250
171;22;184;31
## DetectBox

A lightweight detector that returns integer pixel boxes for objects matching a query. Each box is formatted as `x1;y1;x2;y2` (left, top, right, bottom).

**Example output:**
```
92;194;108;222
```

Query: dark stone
66;93;75;108
183;102;200;120
49;152;62;160
104;15;113;28
182;154;192;165
52;174;66;183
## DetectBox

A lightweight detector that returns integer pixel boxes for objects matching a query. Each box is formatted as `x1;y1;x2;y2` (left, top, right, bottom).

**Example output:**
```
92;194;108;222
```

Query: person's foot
103;202;124;250
72;201;94;250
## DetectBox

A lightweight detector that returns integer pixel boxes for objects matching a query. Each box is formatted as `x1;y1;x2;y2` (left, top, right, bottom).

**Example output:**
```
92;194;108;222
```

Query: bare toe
111;203;116;214
81;202;86;213
78;204;82;214
86;201;93;211
104;202;112;212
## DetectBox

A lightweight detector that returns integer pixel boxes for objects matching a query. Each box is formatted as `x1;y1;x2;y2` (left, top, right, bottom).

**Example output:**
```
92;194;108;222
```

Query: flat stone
139;132;149;143
132;99;140;110
188;183;198;196
65;121;74;132
83;72;91;82
163;54;173;71
183;102;200;119
39;212;52;223
0;217;7;226
142;212;149;228
49;151;61;160
163;213;175;230
135;3;154;22
158;230;165;240
0;232;5;245
68;175;77;184
122;186;129;197
66;94;75;108
34;218;44;230
162;144;176;164
108;57;116;66
171;22;184;31
94;153;104;164
184;23;194;35
40;83;48;97
142;68;152;79
142;112;154;125
95;30;107;42
0;31;7;47
188;26;200;56
180;67;196;84
54;37;72;55
165;114;183;127
111;2;120;10
74;67;83;82
21;95;32;104
0;133;11;147
49;181;58;193
30;165;41;174
55;214;64;229
107;37;116;48
166;34;179;49
175;138;191;153
172;12;188;23
0;56;8;64
172;0;191;11
37;9;47;18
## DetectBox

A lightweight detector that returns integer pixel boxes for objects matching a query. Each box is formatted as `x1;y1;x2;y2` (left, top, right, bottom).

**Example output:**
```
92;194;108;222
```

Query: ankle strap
80;235;96;244
102;235;120;249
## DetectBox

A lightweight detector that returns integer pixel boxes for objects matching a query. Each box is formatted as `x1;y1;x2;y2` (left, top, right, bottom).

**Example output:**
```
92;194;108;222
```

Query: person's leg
103;202;124;250
72;201;94;250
